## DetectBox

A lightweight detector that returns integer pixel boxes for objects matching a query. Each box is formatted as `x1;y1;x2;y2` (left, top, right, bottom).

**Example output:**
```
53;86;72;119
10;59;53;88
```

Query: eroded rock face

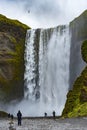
62;10;87;118
0;32;15;80
69;10;87;88
0;14;29;102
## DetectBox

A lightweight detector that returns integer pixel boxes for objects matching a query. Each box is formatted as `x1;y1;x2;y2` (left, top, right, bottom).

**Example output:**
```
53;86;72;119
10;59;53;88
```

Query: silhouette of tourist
8;113;11;118
44;112;47;117
17;110;22;126
11;114;14;120
52;111;55;119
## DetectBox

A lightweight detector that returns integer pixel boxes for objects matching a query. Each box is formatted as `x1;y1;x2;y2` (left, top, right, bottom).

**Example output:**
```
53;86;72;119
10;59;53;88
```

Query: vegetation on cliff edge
62;40;87;118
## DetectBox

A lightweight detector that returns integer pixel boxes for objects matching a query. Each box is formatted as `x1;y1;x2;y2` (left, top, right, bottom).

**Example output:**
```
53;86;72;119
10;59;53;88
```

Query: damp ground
0;117;87;130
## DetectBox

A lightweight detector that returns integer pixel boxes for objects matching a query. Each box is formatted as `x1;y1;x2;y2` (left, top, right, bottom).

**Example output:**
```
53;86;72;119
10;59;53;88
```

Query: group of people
8;110;56;126
8;110;22;126
44;111;56;118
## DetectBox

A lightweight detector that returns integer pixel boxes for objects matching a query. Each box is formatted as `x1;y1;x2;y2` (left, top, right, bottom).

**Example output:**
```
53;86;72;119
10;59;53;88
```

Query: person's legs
18;120;20;126
18;120;19;126
18;119;21;126
20;120;21;126
18;119;22;126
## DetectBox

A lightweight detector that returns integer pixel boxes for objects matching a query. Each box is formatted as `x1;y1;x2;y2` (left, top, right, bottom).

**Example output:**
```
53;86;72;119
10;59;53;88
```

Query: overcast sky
0;0;87;28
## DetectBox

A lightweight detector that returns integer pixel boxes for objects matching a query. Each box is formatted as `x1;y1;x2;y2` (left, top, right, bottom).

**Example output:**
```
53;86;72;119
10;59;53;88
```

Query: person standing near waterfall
53;111;56;119
17;110;22;126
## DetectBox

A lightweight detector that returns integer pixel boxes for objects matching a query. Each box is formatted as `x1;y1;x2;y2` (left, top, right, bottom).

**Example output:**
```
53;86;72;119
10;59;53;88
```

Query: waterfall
24;29;36;101
23;25;71;116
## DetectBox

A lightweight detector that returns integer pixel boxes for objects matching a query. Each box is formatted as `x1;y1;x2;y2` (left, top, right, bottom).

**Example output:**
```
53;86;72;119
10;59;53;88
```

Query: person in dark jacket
8;113;11;118
44;112;47;117
52;111;56;119
17;110;22;126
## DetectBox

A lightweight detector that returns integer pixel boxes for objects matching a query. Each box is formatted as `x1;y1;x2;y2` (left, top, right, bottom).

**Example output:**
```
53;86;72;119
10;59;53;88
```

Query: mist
0;0;87;28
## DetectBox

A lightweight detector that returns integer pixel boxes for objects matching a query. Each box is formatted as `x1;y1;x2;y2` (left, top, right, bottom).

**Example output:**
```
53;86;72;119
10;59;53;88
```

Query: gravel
0;117;87;130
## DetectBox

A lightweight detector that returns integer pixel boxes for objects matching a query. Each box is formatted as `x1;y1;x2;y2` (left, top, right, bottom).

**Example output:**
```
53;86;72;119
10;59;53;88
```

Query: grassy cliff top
0;14;30;41
0;14;30;30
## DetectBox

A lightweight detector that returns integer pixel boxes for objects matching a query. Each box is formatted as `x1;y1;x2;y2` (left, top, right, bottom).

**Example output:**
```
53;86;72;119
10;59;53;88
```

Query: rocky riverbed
0;117;87;130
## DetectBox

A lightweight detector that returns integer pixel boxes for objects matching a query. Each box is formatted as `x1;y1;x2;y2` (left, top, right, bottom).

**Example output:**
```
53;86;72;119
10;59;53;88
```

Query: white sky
0;0;87;28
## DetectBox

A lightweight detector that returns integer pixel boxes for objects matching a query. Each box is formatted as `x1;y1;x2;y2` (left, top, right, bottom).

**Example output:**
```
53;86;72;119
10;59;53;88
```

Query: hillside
62;10;87;117
0;14;30;102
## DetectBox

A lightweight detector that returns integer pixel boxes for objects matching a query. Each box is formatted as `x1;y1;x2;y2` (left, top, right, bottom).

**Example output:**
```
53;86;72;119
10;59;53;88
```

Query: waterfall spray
6;25;71;117
23;25;71;116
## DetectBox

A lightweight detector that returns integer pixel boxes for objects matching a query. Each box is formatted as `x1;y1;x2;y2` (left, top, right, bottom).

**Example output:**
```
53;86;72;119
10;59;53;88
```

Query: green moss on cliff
0;14;30;102
81;40;87;62
62;40;87;118
0;14;29;30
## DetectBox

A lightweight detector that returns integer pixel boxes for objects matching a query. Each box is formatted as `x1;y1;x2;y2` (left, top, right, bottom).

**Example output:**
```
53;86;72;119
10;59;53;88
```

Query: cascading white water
23;25;71;116
24;29;36;101
6;25;71;117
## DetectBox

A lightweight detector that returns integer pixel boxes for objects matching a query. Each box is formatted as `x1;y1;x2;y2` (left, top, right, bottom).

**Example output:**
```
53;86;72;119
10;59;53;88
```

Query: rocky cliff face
69;10;87;88
0;14;30;102
62;10;87;117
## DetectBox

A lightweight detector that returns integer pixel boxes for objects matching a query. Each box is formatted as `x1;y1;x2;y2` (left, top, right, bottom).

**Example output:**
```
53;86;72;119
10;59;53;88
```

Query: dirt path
0;117;87;130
